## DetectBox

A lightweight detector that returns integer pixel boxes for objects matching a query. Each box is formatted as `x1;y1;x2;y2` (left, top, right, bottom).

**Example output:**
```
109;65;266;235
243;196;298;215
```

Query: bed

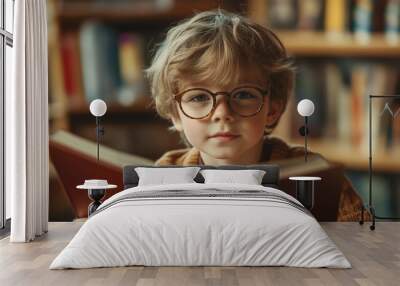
50;165;350;269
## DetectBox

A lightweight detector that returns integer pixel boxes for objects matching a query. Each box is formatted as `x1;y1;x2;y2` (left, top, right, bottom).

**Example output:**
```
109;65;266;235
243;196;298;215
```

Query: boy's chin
201;149;245;164
198;140;263;164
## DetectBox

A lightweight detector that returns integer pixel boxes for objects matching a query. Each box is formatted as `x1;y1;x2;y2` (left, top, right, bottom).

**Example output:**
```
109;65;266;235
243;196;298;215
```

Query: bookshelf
277;31;400;57
247;0;400;217
247;0;400;169
56;1;226;23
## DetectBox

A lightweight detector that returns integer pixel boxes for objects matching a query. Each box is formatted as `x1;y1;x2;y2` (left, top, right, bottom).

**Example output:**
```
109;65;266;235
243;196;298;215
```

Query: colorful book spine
80;21;121;103
118;33;144;105
385;0;400;44
324;63;341;139
297;0;324;31
267;0;298;29
325;0;347;37
60;32;84;105
353;0;373;44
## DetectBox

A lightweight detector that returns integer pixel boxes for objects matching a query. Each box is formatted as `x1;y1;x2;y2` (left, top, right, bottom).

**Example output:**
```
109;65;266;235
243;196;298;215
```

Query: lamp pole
298;122;309;162
96;116;100;161
305;116;308;162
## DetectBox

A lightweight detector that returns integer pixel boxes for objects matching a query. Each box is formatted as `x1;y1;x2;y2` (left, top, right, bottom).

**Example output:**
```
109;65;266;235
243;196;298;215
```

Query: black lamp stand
87;116;106;216
88;189;106;216
95;116;105;161
299;116;309;162
359;95;400;230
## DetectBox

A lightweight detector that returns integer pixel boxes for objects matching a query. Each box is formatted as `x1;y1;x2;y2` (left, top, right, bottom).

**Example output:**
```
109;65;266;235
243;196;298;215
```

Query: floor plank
0;222;399;286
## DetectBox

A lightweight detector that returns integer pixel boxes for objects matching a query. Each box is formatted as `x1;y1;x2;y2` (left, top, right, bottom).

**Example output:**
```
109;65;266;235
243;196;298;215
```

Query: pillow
200;169;266;185
135;167;201;186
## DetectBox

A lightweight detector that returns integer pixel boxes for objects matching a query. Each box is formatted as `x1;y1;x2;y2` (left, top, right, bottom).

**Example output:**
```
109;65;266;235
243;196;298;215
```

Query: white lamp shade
89;99;107;117
297;99;315;117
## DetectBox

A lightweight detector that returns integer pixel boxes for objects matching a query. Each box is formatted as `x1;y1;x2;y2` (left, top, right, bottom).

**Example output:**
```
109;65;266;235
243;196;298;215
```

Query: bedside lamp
297;99;315;162
76;99;117;216
89;99;107;161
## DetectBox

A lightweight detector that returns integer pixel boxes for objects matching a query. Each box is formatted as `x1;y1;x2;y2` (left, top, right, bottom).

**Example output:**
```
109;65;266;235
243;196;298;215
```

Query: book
118;33;145;106
267;0;298;29
325;0;347;37
47;0;69;130
336;78;352;145
372;0;388;32
297;0;324;31
60;32;85;105
385;0;400;44
324;63;342;139
272;153;333;179
61;33;76;98
330;61;352;145
50;130;153;218
353;0;373;43
80;21;121;103
51;130;154;168
50;130;350;221
350;64;368;148
365;65;390;153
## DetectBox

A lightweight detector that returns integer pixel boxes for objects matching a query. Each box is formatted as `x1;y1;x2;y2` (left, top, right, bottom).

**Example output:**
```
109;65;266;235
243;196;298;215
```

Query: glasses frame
174;85;270;119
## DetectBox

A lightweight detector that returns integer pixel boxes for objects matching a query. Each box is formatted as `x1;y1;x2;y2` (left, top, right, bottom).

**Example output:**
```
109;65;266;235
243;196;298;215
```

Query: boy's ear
266;99;284;126
171;115;183;132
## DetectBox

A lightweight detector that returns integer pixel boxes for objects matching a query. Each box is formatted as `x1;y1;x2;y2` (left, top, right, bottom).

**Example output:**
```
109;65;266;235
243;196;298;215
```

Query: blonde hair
146;9;294;132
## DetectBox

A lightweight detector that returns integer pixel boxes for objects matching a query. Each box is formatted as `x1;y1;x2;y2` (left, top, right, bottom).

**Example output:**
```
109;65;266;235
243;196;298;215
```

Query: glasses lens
230;87;265;116
180;89;214;118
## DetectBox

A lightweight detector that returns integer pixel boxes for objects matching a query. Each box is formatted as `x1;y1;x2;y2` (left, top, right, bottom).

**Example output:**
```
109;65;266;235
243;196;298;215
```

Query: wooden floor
0;222;399;286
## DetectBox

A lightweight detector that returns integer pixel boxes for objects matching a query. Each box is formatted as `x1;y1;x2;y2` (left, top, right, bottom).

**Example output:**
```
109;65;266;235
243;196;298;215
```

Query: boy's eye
232;91;258;100
184;93;212;103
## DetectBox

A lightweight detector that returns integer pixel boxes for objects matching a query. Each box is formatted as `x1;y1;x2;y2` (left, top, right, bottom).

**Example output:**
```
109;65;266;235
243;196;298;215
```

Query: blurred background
47;0;400;220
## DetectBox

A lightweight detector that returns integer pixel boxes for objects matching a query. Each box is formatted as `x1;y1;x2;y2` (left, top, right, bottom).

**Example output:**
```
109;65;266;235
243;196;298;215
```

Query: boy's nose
211;95;234;122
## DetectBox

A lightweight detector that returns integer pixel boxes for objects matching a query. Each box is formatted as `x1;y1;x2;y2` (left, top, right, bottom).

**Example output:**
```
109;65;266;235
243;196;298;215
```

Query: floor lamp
359;95;400;230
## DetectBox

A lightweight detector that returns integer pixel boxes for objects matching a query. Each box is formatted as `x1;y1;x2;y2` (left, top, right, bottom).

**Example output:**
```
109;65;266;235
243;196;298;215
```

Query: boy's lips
209;132;240;141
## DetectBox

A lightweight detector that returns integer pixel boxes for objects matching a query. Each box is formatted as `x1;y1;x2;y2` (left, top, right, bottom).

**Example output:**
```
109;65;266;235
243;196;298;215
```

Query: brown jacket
155;136;370;222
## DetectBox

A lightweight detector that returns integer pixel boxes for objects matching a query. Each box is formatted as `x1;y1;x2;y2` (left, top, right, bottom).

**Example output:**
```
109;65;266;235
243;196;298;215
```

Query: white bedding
50;183;351;269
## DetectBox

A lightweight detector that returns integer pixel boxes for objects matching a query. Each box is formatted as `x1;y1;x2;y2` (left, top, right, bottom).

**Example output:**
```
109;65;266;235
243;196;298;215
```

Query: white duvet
50;183;351;269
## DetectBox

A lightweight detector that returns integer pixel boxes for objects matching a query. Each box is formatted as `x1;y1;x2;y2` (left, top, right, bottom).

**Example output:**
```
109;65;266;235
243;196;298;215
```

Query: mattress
50;183;351;269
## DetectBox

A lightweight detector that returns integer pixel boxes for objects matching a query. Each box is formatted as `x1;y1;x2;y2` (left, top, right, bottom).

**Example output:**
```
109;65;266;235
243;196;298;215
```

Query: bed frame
123;165;280;189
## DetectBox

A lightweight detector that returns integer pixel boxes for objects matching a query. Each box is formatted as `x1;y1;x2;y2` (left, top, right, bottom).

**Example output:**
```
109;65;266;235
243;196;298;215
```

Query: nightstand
77;180;117;216
289;176;321;210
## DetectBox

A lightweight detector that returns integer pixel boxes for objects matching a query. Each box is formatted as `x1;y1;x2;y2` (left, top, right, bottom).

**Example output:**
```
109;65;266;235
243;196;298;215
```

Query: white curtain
6;0;49;242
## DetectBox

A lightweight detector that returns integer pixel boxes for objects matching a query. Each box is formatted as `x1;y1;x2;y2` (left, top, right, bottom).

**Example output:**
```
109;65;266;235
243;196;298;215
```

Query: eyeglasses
174;85;269;119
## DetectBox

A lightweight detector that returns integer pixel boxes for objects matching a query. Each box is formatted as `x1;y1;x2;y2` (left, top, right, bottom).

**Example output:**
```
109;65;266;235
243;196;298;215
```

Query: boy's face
171;75;283;164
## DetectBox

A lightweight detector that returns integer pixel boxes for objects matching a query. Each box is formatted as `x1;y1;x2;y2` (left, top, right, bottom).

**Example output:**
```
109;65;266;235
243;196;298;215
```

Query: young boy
145;9;368;221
